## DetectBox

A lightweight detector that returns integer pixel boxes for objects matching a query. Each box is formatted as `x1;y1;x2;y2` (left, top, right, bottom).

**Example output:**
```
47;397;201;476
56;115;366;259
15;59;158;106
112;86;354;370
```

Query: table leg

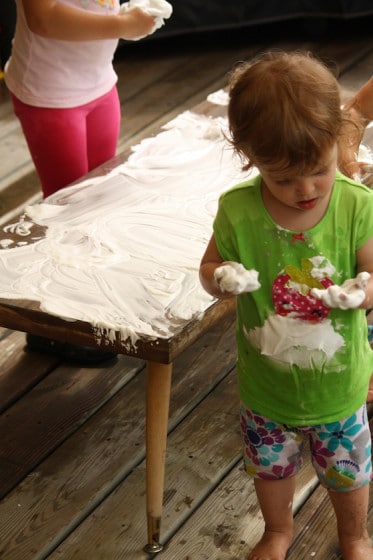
143;360;173;553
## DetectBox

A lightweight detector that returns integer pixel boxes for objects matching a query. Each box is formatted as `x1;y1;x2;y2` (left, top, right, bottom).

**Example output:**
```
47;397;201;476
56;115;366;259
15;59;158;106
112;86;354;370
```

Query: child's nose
296;179;315;198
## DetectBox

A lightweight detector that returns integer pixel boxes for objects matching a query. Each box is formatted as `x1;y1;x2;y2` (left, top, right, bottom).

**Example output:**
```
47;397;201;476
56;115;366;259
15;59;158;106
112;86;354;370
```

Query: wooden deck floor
1;19;373;560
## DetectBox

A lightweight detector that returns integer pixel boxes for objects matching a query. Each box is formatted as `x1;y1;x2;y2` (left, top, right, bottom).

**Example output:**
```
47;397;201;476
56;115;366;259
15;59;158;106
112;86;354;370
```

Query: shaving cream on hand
214;261;261;295
311;271;370;310
120;0;173;40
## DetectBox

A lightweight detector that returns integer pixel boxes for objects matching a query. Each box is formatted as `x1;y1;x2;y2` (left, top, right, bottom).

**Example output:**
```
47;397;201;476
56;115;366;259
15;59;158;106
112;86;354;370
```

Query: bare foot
340;535;373;559
247;529;292;560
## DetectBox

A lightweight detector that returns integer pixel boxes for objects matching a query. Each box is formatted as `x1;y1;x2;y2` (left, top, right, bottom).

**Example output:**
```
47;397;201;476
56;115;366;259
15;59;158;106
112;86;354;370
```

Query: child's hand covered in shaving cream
214;261;261;295
311;271;370;309
120;0;172;39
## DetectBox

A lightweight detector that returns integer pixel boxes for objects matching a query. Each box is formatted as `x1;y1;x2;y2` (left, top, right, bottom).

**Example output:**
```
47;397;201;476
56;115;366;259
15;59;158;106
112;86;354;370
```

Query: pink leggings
11;86;121;198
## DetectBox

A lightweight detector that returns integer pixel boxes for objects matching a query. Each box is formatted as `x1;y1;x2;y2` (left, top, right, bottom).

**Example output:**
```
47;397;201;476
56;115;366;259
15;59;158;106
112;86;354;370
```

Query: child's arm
338;77;373;181
22;0;156;41
199;235;228;298
199;235;260;298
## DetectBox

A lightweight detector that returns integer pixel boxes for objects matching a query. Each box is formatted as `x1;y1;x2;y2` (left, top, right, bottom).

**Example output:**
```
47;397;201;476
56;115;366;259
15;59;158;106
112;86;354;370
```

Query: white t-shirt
5;0;120;108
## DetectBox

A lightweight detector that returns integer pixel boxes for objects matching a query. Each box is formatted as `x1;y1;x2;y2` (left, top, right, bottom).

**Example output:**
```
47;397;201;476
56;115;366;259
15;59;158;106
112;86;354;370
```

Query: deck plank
0;329;61;414
0;354;144;500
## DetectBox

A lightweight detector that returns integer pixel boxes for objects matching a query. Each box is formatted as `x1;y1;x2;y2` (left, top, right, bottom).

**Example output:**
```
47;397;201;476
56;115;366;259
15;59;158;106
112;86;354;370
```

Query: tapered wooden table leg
143;360;173;553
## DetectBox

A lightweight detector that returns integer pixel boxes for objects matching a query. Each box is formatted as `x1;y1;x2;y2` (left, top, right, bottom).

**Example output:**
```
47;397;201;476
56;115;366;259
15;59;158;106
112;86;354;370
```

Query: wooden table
0;104;237;552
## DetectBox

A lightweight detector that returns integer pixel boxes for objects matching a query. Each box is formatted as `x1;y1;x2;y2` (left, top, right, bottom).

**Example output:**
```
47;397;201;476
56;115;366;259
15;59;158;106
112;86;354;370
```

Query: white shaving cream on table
0;109;250;349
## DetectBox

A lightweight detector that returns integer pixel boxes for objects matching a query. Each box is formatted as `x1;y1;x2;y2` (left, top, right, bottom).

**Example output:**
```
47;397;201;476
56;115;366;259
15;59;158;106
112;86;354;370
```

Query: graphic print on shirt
272;258;334;323
246;256;345;369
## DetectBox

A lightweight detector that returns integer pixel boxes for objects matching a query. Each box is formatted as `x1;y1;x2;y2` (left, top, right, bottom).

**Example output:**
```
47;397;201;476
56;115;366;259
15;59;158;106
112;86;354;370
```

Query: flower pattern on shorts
310;438;334;468
240;407;286;467
240;404;372;487
259;463;297;480
318;413;361;452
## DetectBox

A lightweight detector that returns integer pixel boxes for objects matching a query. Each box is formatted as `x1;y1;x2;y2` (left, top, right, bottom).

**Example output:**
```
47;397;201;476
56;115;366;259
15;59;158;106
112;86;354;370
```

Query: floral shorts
240;403;372;491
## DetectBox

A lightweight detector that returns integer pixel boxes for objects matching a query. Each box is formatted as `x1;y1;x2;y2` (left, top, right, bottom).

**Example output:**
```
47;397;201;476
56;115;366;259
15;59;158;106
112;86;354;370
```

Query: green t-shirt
214;171;373;425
